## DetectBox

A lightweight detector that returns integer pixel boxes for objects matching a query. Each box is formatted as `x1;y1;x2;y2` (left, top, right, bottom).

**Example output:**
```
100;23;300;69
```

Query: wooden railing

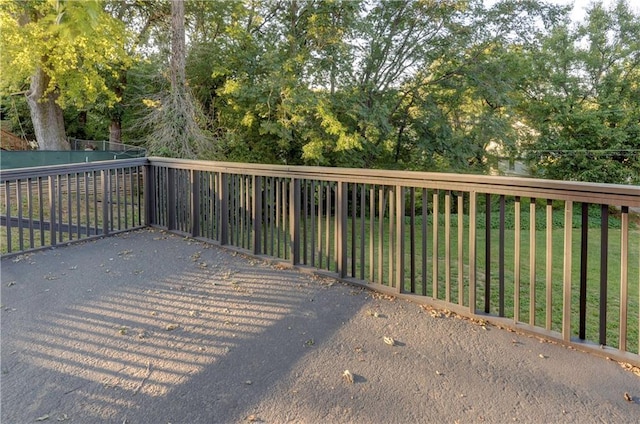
2;157;639;365
1;159;147;253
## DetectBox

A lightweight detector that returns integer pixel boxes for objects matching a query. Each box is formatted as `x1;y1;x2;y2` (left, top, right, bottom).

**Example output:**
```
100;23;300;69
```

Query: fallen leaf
342;370;354;384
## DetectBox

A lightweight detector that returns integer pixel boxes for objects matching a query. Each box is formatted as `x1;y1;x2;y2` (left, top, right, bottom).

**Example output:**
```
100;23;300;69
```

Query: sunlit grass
294;209;640;354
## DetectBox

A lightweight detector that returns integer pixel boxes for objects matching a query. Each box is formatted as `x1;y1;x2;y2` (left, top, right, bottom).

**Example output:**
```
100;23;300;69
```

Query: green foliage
0;95;35;140
0;0;132;108
3;0;640;184
520;1;640;184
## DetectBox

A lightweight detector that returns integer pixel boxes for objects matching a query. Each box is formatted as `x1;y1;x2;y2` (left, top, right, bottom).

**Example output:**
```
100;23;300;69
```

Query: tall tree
144;0;211;158
0;0;131;150
520;1;640;183
102;0;168;144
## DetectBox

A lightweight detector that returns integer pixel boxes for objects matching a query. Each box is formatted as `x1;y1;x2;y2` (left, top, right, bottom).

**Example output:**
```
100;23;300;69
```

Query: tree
144;0;211;158
206;0;567;170
0;0;131;150
520;1;640;183
101;0;169;144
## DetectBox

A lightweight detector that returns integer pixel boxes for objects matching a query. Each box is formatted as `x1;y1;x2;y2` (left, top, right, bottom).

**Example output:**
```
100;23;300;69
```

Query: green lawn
295;206;639;354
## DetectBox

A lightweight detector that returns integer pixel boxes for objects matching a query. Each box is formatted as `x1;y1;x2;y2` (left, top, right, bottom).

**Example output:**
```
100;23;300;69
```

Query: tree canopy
1;0;638;184
1;0;131;149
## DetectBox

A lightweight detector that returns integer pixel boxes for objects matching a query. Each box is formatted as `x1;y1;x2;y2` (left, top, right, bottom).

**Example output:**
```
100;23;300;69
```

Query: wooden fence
1;159;147;252
2;157;639;365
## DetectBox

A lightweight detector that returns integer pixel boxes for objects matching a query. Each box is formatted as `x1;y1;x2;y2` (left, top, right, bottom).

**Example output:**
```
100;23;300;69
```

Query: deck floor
1;229;639;423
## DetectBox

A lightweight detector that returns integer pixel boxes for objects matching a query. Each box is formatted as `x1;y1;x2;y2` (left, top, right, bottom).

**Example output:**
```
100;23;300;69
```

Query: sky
557;0;640;21
485;0;640;22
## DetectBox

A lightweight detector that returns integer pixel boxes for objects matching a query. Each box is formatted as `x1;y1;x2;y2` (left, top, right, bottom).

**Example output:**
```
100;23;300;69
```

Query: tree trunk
109;73;125;148
109;121;123;150
26;67;69;150
170;0;186;92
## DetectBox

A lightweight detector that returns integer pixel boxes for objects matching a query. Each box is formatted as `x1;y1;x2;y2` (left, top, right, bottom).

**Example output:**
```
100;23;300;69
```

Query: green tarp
0;150;146;170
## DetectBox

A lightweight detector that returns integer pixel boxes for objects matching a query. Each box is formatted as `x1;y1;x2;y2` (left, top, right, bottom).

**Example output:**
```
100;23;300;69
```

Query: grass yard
301;206;640;354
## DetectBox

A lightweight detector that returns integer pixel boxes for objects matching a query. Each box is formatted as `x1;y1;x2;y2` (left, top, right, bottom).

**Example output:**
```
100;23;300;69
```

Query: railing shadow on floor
1;230;370;422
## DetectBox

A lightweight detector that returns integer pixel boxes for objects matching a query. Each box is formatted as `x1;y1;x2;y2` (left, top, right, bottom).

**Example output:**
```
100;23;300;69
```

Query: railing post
545;199;553;330
446;191;452;302
4;181;12;253
190;170;200;237
101;170;110;236
457;193;464;305
514;196;521;322
167;168;176;231
468;191;476;314
290;178;301;265
337;181;347;278
253;175;262;255
395;184;405;293
619;206;628;352
529;198;536;325
599;204;609;346
388;187;395;286
562;200;573;342
432;190;439;298
144;163;154;226
484;193;491;313
48;175;56;246
498;195;505;317
219;172;228;245
579;202;589;340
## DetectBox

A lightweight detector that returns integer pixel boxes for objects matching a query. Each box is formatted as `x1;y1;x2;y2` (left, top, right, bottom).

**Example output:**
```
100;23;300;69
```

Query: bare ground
1;228;639;423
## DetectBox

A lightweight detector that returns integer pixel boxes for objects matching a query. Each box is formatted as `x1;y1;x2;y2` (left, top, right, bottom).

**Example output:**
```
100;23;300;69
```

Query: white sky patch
485;0;640;23
557;0;640;22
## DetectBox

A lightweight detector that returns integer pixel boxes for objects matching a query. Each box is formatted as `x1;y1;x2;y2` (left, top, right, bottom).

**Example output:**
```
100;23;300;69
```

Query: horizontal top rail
148;157;640;207
3;156;637;206
0;158;149;182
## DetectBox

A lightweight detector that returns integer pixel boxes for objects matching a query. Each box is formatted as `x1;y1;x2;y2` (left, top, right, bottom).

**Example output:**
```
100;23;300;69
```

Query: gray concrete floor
1;228;639;423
